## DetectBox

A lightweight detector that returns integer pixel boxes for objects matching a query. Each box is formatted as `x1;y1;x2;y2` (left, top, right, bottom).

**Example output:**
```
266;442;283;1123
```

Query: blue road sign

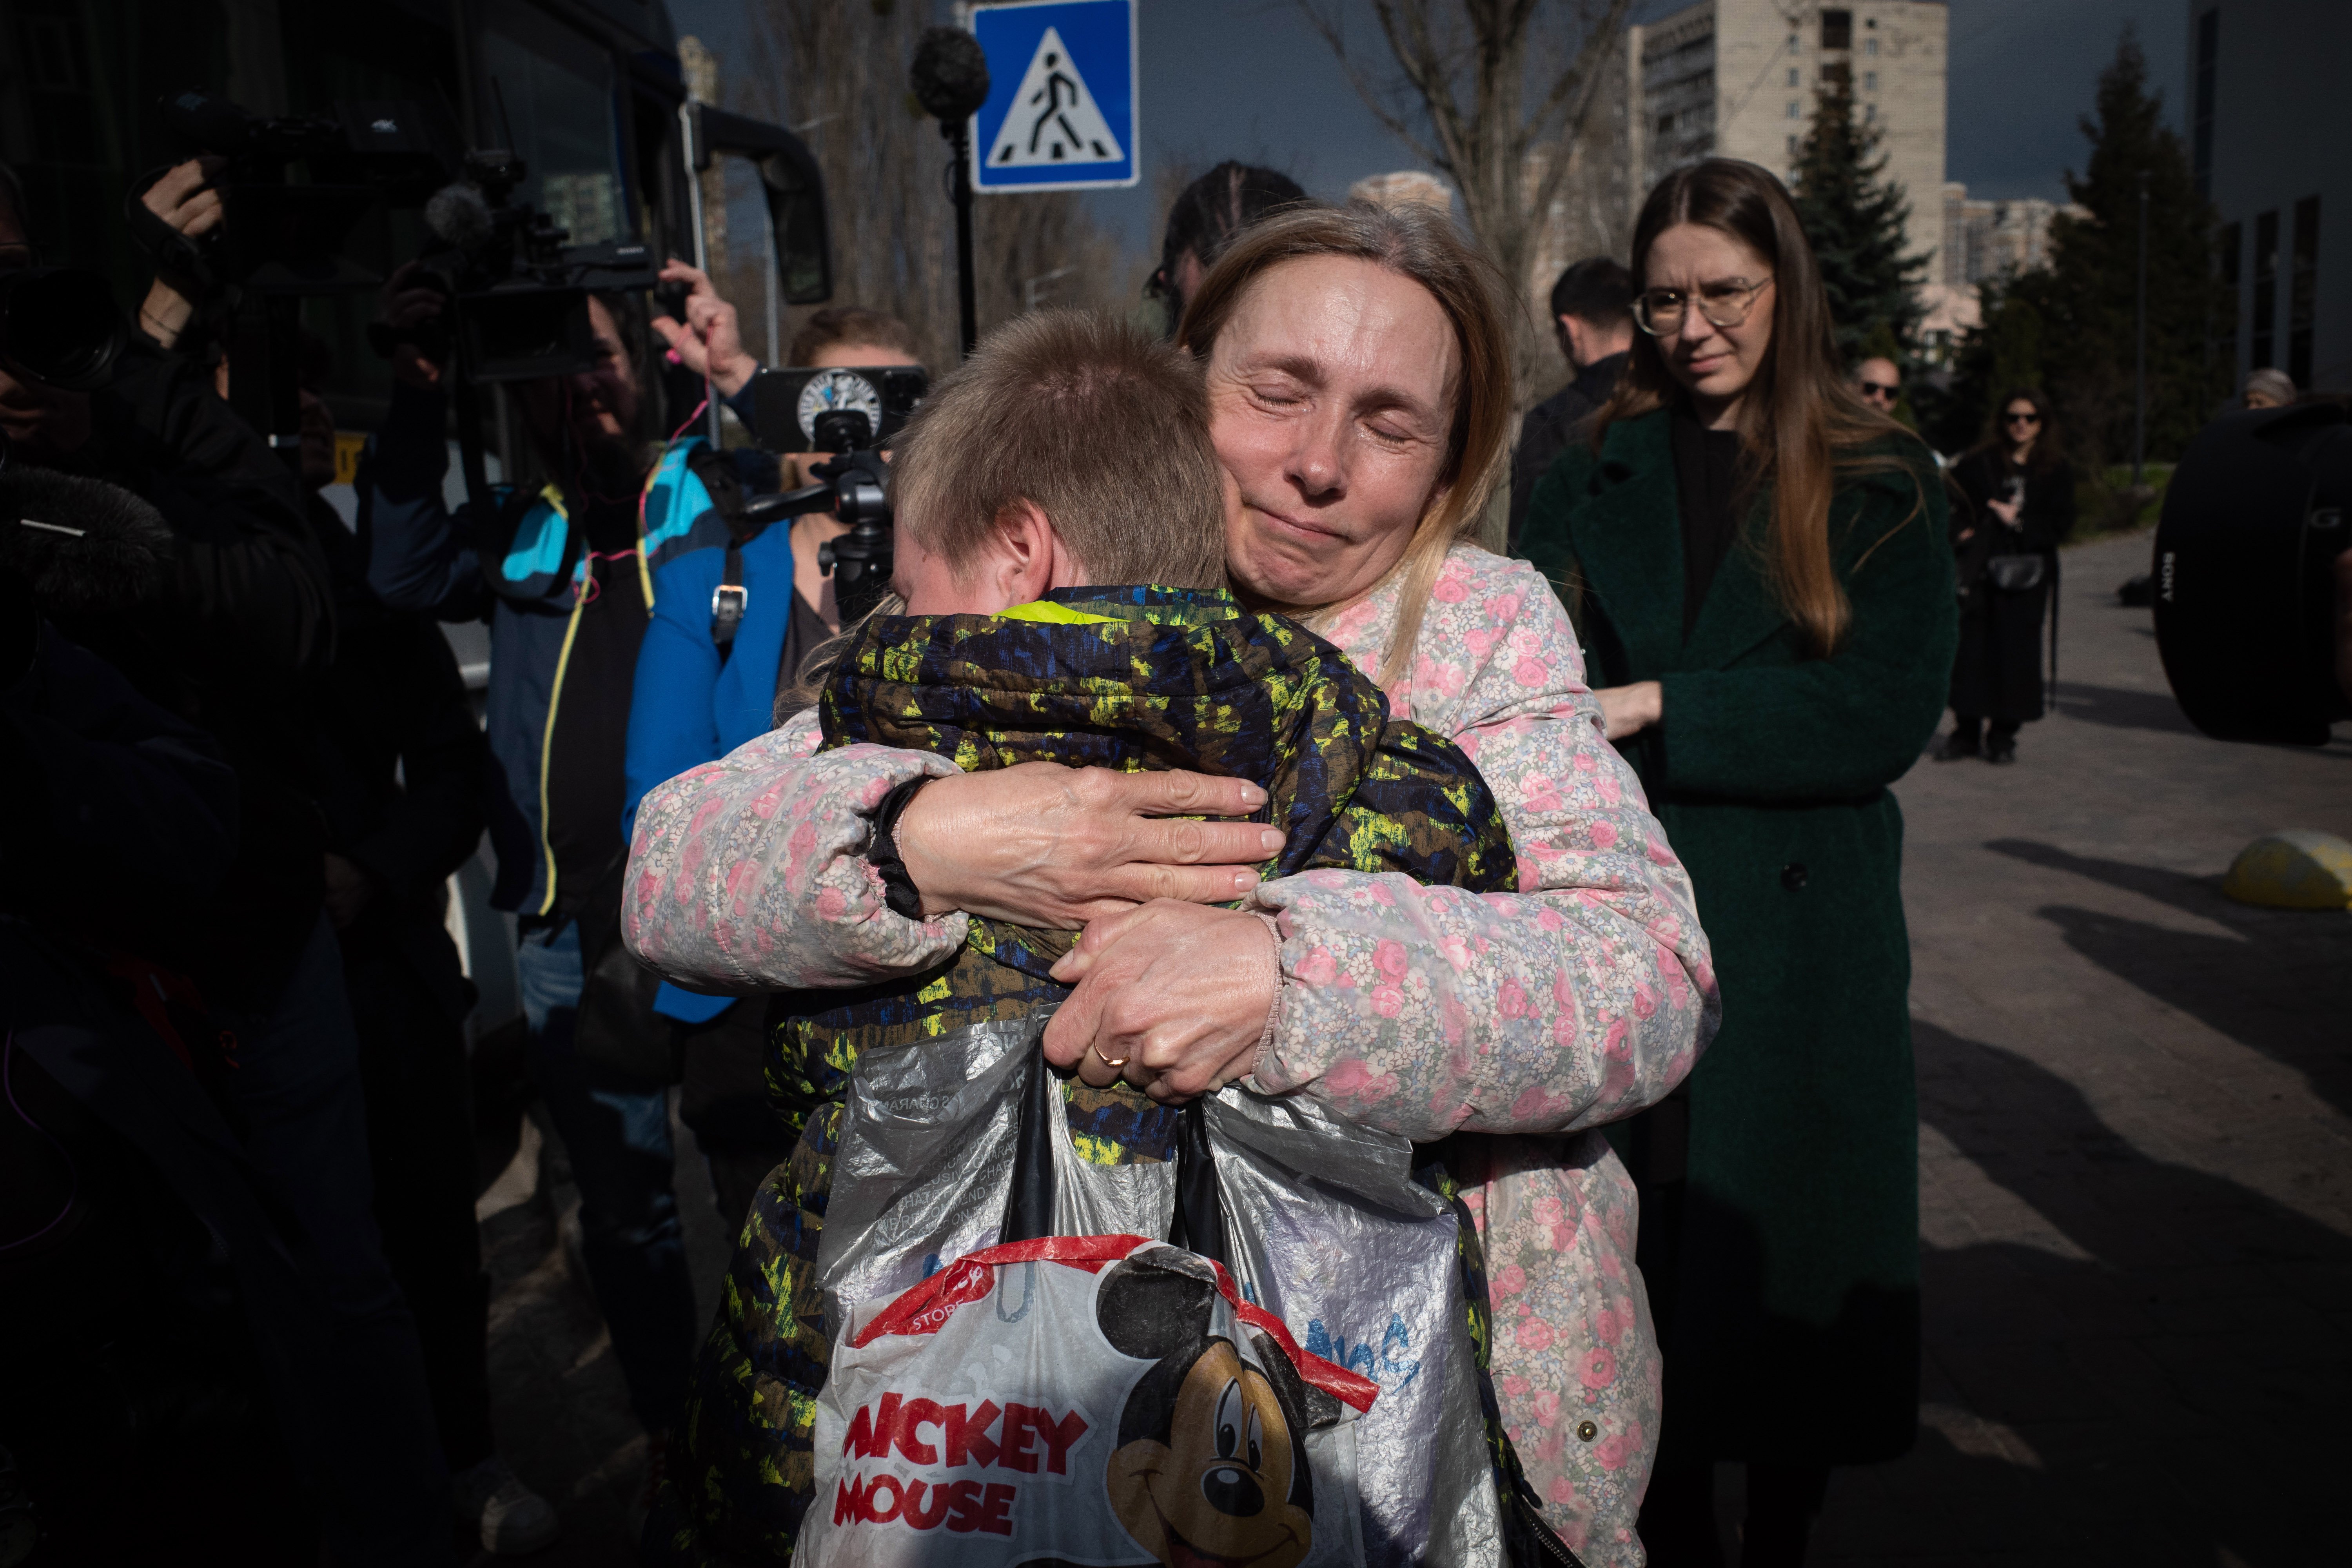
971;0;1138;193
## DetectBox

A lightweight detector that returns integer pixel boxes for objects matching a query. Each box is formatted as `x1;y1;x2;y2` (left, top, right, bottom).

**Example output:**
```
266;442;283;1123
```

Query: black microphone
910;27;991;125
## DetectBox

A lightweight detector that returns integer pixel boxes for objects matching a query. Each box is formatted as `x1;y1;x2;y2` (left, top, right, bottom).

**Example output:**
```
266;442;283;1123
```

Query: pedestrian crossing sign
971;0;1139;192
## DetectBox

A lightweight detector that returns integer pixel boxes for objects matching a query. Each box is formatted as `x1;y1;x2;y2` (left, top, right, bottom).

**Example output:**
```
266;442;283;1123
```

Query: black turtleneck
1670;401;1745;639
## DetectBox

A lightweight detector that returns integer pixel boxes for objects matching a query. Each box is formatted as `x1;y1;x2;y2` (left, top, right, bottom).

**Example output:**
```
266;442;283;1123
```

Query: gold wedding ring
1092;1044;1132;1069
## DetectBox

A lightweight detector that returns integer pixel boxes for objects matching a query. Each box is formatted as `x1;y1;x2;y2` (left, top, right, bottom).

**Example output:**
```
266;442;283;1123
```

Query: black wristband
867;775;933;920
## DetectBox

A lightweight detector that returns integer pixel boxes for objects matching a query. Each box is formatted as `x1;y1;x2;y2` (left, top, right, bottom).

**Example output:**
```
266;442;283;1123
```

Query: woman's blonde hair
1175;201;1517;688
1593;158;1918;656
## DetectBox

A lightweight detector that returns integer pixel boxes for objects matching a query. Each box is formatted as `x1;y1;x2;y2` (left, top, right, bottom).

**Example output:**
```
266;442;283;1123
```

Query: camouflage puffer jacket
647;584;1516;1565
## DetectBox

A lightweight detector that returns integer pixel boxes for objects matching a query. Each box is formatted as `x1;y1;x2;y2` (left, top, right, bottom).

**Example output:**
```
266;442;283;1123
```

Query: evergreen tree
1790;70;1926;363
2037;25;2232;467
1931;270;2051;454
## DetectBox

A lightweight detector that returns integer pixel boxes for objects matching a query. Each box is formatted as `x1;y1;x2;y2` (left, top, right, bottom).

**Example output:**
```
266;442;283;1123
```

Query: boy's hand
893;763;1283;928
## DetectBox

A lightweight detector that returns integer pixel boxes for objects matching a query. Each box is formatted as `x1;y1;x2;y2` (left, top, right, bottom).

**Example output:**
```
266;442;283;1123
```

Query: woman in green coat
1521;158;1956;1566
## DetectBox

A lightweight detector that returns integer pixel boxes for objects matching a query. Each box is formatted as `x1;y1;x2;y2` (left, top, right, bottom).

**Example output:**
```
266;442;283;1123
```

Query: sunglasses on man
1857;379;1898;403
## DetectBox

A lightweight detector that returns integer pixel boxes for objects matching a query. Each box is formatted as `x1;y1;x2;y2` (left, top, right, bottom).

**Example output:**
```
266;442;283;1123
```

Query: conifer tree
1790;70;1925;363
2037;25;2232;467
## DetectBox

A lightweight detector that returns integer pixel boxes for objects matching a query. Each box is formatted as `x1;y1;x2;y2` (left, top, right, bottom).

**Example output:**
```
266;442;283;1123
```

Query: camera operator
362;254;766;1504
0;162;457;1566
619;299;917;1233
191;325;559;1551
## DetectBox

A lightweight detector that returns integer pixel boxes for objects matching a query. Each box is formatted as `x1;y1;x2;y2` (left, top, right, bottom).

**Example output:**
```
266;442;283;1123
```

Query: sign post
970;0;1139;194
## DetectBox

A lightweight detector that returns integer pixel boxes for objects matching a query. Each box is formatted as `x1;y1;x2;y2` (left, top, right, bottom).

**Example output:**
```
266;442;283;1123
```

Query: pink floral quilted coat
624;545;1718;1565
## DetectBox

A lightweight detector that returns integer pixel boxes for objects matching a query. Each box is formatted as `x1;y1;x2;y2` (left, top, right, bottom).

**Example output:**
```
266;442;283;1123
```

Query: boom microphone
423;183;495;253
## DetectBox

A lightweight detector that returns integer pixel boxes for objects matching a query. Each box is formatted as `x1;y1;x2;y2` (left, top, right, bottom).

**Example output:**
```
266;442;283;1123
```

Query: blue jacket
360;381;725;917
623;496;805;1024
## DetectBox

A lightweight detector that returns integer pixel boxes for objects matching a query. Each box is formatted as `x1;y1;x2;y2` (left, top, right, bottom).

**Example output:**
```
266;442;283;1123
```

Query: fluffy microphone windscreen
911;27;991;125
425;183;495;252
0;466;175;612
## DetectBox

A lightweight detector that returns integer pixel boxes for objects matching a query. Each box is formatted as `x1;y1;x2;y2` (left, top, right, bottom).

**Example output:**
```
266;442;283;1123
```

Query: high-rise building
1531;3;1949;334
1629;1;1947;275
1937;185;2083;288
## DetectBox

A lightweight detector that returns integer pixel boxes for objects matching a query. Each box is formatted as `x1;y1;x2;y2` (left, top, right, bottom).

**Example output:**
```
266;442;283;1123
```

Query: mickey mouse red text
841;1393;1091;1474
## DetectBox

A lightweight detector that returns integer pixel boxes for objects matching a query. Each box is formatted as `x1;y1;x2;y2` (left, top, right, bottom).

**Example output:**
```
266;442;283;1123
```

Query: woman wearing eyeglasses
1938;388;2075;764
1521;158;1955;1566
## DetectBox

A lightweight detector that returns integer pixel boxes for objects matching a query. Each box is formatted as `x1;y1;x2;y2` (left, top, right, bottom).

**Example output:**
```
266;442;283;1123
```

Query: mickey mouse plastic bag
813;1018;1503;1568
799;1235;1377;1568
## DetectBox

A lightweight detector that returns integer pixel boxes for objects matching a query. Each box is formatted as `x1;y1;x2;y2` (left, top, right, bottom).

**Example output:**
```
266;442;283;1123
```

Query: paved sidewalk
1806;530;2352;1566
470;531;2348;1566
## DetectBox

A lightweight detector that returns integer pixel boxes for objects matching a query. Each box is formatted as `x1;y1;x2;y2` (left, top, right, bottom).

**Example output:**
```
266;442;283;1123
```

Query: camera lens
0;269;126;392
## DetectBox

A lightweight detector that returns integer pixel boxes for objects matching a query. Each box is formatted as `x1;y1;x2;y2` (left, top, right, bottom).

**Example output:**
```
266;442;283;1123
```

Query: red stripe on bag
847;1234;1379;1412
1231;1300;1380;1413
850;1236;1154;1347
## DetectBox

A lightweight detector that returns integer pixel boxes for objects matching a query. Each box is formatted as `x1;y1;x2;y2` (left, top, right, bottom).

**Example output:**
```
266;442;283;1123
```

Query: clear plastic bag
814;1014;1502;1568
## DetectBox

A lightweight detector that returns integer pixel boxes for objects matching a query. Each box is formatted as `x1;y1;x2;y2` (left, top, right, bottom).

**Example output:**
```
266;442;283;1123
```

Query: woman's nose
1288;410;1347;498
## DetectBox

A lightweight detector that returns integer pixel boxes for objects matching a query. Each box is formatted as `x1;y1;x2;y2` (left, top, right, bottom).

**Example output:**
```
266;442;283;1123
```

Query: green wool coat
1521;407;1956;1467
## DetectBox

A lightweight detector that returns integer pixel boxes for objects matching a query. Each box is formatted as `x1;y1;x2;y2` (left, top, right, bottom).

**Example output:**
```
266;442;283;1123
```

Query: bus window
479;0;627;246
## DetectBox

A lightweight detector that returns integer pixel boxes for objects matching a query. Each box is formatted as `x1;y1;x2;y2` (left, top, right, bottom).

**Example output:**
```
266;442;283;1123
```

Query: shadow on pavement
1898;1021;2345;1566
1982;839;2352;1116
2046;681;2199;736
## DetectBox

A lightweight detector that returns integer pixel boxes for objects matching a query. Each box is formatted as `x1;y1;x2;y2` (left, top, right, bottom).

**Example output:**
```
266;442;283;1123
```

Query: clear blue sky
670;0;2190;253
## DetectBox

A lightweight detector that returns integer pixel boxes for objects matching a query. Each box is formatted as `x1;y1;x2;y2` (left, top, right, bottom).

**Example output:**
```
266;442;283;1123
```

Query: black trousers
343;920;497;1471
1949;575;2051;725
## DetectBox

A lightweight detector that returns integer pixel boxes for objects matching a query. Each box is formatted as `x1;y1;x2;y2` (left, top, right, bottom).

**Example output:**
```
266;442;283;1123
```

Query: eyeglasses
1633;276;1773;336
2004;412;2043;426
1858;379;1898;402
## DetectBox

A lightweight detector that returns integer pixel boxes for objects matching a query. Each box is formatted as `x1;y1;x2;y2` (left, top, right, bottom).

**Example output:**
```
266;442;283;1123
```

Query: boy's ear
993;499;1089;601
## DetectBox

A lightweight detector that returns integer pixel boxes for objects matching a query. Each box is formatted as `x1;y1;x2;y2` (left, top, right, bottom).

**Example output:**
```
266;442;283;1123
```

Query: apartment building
1528;3;1950;358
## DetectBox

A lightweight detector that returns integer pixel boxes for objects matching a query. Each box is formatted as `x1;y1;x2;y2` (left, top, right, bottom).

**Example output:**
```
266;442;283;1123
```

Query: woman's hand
1044;901;1277;1102
653;260;758;398
1593;681;1663;740
894;763;1283;926
1986;496;2023;529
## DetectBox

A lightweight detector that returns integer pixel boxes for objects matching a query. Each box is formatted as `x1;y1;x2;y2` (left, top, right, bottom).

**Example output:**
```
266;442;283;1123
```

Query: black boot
1986;721;2019;765
1934;716;1982;761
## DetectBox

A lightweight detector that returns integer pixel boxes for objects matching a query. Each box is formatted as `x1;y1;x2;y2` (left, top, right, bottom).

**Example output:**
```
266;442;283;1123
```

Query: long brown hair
1592;159;1916;655
1176;201;1516;688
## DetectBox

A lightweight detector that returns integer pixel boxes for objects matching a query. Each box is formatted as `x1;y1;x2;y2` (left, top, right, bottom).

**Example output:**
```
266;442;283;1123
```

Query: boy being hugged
632;309;1514;1564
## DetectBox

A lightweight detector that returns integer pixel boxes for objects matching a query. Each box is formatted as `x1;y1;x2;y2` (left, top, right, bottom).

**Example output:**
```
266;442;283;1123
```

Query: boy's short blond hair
886;309;1227;590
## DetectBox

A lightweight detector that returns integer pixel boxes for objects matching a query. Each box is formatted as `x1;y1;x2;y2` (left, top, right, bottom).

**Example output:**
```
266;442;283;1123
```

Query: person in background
199;339;561;1553
4;162;459;1567
136;152;563;1551
1521;157;1956;1567
1853;354;1902;416
2244;366;2295;409
363;255;758;1521
1938;387;2074;765
1508;256;1635;550
621;299;922;1233
1144;160;1306;334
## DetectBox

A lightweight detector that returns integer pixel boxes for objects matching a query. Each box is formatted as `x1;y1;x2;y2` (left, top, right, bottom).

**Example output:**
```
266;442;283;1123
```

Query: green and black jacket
650;583;1517;1566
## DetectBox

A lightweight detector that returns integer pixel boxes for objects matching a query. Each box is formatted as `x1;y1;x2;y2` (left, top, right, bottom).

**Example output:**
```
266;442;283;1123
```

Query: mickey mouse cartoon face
1096;1258;1315;1568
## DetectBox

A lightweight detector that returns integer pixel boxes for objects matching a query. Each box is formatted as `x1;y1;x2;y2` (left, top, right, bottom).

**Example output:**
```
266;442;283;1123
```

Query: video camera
2154;401;2351;745
731;365;928;623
